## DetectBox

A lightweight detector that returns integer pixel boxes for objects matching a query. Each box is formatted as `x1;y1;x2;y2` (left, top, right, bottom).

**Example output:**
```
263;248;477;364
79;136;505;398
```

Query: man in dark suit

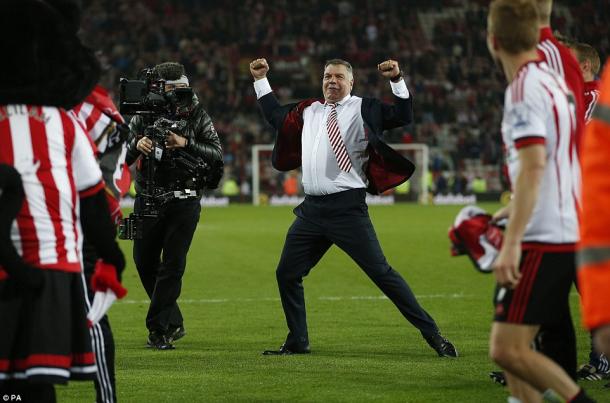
250;57;457;357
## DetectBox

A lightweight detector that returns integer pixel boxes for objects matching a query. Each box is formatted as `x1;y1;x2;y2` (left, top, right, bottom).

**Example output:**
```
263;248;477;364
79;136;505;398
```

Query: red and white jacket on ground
449;205;503;273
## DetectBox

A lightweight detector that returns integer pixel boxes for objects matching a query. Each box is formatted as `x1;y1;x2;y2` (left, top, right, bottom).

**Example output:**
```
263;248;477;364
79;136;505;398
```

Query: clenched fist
250;58;269;81
377;59;401;81
250;59;269;81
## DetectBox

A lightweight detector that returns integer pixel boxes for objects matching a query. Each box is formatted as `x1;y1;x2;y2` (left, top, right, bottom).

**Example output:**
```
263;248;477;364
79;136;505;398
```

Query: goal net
251;144;429;205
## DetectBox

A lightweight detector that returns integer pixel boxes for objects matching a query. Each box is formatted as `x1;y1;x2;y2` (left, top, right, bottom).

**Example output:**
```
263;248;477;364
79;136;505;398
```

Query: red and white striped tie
326;103;352;172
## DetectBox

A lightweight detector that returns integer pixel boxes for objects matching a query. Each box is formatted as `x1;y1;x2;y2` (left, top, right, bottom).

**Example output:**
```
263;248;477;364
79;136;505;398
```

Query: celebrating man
250;57;457;357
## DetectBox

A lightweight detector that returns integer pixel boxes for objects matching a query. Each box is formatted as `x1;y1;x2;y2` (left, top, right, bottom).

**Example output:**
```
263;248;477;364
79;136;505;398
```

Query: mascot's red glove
88;260;127;326
91;259;127;298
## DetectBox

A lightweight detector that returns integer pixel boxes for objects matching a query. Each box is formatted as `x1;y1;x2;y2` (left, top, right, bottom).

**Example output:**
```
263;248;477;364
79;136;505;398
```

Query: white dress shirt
254;77;410;195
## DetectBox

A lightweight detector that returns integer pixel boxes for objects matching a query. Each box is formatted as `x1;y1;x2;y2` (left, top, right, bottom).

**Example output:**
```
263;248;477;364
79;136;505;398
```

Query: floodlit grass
57;203;607;402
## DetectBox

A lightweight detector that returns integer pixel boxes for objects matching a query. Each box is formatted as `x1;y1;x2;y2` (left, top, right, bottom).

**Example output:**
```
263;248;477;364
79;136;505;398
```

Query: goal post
391;144;429;204
251;143;429;205
251;144;273;207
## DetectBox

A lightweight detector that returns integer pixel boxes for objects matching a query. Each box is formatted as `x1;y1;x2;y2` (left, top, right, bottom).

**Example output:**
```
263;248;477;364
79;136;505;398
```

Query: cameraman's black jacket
126;102;223;194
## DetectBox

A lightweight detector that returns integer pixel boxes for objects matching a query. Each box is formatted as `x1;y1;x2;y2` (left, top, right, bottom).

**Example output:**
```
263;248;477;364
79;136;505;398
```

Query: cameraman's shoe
166;325;186;343
147;331;175;350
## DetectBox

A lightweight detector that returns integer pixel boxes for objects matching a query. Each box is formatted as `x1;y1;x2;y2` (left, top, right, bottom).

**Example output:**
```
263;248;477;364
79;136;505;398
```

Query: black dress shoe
424;333;458;358
147;331;175;350
262;343;311;355
166;325;186;343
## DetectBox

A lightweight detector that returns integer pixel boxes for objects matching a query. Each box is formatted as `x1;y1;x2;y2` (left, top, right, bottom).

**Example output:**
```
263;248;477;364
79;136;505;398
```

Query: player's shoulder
538;35;575;65
508;62;548;105
34;105;80;131
585;80;601;93
526;62;568;97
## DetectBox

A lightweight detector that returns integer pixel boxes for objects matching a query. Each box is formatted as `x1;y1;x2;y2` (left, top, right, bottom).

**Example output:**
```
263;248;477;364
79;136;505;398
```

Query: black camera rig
118;68;194;117
117;69;209;240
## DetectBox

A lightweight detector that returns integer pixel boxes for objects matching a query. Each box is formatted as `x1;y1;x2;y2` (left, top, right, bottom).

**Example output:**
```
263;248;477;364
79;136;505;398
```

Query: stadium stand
81;0;609;198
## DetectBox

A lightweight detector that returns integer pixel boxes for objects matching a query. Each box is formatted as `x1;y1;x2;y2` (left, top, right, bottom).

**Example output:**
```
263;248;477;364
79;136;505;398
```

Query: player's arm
80;190;125;273
493;145;546;288
377;59;413;130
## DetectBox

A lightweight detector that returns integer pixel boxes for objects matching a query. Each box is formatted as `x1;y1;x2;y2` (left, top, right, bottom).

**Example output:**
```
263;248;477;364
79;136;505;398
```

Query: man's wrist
503;236;521;247
253;77;273;99
390;70;403;83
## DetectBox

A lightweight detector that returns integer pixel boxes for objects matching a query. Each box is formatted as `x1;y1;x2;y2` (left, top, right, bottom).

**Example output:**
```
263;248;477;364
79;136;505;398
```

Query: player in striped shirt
0;105;126;401
73;84;131;215
486;1;595;402
536;0;586;152
539;27;607;383
0;1;126;401
72;85;130;403
565;40;609;381
512;1;590;386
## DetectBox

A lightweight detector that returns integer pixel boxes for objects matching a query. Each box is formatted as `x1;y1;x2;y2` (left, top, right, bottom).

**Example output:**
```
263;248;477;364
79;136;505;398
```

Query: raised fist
377;59;401;80
250;58;269;81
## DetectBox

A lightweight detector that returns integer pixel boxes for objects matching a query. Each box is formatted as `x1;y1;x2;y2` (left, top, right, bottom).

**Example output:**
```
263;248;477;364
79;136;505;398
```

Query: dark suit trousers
276;188;439;348
133;197;200;332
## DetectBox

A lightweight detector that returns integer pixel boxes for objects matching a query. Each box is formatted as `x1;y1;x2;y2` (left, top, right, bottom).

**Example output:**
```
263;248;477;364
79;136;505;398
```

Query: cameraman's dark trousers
133;197;201;334
276;188;439;349
83;242;117;403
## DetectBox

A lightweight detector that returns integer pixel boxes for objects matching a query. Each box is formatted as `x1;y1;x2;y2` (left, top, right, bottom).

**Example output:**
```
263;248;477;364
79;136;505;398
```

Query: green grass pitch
57;203;607;402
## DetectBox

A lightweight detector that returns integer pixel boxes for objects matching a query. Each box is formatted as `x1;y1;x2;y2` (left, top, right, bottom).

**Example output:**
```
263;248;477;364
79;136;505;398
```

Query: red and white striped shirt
584;80;600;123
537;27;586;153
502;61;579;247
72;86;130;202
0;105;103;275
72;86;125;142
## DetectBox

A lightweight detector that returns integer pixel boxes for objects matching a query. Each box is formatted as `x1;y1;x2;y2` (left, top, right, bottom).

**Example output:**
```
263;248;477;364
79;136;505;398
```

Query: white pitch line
118;292;473;305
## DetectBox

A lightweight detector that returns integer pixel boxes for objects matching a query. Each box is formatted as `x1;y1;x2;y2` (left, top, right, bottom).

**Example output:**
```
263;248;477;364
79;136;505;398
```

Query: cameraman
126;62;223;350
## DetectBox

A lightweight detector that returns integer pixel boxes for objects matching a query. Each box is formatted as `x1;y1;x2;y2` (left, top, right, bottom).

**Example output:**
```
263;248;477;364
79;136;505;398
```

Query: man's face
569;48;591;78
322;64;353;103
